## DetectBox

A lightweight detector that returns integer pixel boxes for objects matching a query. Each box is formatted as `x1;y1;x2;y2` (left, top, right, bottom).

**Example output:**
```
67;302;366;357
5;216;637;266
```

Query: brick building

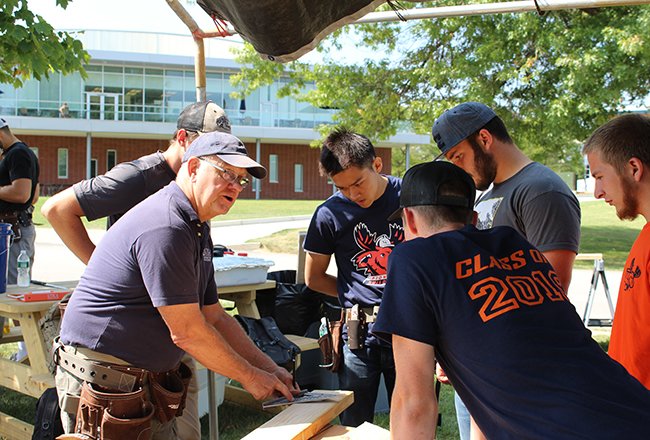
0;31;427;199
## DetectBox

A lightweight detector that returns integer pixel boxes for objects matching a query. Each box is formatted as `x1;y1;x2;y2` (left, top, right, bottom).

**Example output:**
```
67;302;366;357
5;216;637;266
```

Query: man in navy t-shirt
56;132;298;438
303;128;403;426
373;161;650;439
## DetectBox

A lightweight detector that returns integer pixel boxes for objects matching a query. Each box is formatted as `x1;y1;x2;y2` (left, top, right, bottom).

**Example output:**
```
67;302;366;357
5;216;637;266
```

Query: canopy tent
196;0;422;63
166;0;650;100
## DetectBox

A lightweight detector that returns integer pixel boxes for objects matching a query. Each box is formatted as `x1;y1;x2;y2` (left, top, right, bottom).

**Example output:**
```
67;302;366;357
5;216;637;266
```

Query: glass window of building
164;69;184;121
222;73;239;113
90;159;98;178
206;72;223;109
30;147;39;158
0;84;17;116
294;163;303;192
125;68;144;121
183;73;196;106
107;150;117;171
39;74;60;117
57;148;68;179
16;79;38;116
61;72;83;118
144;71;164;122
269;154;278;183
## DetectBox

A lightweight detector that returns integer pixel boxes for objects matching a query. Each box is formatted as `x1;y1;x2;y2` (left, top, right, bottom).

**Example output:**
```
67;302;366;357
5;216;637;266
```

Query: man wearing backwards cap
373;161;650;440
43;101;230;439
432;102;581;439
55;131;297;438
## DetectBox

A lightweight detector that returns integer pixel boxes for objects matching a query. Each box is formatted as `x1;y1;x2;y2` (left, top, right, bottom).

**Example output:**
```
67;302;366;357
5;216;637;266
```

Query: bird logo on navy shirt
351;223;404;286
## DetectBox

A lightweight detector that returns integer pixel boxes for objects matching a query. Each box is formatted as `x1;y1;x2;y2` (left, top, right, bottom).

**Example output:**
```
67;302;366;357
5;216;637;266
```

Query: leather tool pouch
76;382;154;440
176;361;192;416
149;367;187;424
0;214;21;242
318;310;344;373
346;309;367;350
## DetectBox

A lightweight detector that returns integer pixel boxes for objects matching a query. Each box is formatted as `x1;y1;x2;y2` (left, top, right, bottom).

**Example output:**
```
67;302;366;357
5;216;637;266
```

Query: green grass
576;201;644;270
32;197;321;230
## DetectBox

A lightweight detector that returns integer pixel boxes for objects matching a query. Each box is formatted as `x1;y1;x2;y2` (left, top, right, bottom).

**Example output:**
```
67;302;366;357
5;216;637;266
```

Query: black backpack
235;315;301;372
32;387;64;440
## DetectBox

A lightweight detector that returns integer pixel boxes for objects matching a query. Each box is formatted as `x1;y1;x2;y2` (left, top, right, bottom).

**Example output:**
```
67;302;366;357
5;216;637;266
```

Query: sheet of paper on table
262;391;338;409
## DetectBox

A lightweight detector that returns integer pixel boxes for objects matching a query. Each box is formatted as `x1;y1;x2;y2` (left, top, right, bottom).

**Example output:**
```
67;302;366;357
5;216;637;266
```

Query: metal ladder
578;253;615;326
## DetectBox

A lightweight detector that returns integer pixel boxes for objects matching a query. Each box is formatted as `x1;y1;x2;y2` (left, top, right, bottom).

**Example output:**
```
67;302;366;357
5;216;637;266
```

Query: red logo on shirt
351;223;403;285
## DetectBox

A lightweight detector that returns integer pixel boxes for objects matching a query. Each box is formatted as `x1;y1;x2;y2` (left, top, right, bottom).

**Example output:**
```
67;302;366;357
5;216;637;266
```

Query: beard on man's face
469;137;497;191
616;174;640;221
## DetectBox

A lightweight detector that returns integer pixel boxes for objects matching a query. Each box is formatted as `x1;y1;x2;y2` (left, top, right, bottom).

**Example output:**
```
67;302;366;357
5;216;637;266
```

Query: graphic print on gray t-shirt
474;196;503;230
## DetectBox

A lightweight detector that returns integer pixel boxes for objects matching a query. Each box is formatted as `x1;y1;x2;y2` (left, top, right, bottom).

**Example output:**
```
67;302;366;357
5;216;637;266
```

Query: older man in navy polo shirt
55;132;298;439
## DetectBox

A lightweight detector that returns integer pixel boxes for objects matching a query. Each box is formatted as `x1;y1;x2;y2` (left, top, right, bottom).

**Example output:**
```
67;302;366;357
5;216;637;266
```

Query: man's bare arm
304;251;338;297
41;187;95;264
158;302;295;401
543;249;576;292
0;178;32;204
202;302;297;390
390;335;438;440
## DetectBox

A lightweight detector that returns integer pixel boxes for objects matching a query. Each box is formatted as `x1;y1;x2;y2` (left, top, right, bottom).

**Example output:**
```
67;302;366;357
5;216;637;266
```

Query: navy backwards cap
177;101;231;134
431;102;497;159
388;161;476;221
182;131;267;179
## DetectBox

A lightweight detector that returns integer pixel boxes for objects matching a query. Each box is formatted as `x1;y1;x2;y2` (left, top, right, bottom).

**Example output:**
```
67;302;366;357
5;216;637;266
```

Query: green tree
0;0;88;87
232;3;650;175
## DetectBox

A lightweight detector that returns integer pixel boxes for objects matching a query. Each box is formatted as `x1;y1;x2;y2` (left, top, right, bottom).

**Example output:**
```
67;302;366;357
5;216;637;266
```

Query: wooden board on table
311;422;390;439
242;390;353;440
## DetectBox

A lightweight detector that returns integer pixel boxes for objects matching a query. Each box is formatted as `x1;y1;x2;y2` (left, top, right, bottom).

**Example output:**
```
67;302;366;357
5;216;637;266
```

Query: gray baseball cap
182;131;267;179
177;101;231;134
432;102;497;159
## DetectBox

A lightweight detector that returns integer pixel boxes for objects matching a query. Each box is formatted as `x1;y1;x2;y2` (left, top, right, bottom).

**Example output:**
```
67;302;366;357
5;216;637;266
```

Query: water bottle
319;317;328;337
17;250;30;287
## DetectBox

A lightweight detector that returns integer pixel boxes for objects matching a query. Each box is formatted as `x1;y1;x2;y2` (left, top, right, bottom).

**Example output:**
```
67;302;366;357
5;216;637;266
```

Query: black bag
235;315;301;372
257;270;326;336
32;387;64;440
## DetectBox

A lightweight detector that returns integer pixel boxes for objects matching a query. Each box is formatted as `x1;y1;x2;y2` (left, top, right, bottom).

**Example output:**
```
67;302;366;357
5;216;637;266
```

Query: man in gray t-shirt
432;102;580;440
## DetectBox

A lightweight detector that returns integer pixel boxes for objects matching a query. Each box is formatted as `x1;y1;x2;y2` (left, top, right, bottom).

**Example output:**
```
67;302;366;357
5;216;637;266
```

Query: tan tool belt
55;344;192;439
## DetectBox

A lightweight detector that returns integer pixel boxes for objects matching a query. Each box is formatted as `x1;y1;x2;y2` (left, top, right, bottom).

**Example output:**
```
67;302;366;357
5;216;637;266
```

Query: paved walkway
31;217;618;334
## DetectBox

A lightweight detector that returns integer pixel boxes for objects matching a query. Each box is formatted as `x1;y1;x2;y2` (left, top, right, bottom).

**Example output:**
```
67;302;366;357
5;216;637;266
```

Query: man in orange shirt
584;113;650;389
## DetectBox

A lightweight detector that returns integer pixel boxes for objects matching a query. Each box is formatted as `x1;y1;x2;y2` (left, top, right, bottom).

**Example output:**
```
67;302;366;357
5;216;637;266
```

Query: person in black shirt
0;117;39;283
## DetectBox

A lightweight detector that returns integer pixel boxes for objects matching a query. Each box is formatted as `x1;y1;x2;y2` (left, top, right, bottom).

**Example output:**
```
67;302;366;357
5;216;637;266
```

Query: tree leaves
0;0;88;87
232;4;650;175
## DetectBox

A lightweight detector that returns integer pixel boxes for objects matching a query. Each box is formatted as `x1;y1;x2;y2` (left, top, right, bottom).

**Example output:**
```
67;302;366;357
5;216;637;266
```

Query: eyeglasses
199;158;250;189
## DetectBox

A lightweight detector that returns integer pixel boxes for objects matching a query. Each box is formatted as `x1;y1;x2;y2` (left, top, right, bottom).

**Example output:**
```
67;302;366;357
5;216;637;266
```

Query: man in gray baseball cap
432;102;497;161
42;101;233;440
430;101;581;440
182;131;267;179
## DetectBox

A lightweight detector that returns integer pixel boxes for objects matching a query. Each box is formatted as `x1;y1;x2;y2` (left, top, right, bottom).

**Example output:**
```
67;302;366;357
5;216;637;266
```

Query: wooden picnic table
0;281;77;439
